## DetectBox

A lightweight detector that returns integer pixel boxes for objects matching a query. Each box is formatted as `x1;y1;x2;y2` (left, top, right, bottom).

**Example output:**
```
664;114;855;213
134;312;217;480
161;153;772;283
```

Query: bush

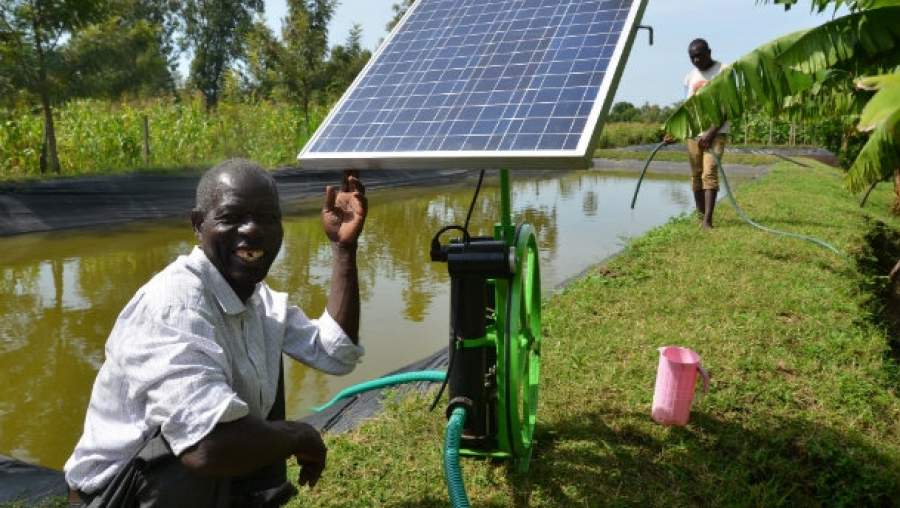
595;122;664;148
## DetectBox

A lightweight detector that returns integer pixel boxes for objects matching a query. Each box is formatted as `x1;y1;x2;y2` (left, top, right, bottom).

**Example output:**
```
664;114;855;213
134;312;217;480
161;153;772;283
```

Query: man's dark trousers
69;364;294;508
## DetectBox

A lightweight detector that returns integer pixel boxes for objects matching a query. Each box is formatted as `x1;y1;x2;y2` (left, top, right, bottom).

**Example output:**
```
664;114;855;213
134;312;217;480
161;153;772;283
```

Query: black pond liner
0;168;470;236
0;455;67;504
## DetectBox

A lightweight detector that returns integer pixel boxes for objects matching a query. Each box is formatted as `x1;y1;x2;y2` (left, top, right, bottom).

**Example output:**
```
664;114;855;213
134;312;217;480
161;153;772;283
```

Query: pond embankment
285;160;900;507
0;167;472;236
1;144;782;237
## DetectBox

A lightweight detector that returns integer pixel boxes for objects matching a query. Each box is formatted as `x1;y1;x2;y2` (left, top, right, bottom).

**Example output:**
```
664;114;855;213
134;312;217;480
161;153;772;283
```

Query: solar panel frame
299;0;649;170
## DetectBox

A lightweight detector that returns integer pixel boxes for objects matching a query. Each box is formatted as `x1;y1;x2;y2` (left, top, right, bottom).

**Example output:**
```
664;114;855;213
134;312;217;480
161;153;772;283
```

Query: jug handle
697;365;711;398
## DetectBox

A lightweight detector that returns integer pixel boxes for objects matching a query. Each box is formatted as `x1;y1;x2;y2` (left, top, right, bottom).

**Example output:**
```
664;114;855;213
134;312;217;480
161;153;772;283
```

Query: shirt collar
187;246;250;316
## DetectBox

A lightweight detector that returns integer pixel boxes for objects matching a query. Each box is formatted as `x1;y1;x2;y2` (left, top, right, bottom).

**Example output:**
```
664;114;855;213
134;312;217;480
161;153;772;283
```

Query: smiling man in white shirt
64;159;368;507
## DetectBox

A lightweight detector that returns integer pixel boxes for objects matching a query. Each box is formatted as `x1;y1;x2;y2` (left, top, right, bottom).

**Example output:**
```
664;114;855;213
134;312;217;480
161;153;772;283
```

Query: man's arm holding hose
698;124;721;150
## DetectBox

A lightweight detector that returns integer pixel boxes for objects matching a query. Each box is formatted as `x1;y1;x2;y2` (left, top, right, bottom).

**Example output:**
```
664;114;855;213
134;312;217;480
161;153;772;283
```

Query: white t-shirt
683;61;730;134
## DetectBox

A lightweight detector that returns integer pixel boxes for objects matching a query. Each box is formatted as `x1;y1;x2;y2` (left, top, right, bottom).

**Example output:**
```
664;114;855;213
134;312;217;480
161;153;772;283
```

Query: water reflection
0;170;701;468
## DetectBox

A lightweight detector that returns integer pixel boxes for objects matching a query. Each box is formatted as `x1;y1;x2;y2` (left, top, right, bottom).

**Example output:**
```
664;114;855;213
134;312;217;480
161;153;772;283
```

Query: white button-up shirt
64;247;364;493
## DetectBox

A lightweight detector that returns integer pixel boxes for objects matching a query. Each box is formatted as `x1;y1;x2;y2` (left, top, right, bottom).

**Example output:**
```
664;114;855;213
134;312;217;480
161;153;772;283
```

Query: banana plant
664;0;900;208
852;73;900;196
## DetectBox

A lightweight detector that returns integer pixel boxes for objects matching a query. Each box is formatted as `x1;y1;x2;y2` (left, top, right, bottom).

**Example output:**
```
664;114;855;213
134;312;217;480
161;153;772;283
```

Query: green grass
594;148;778;166
0;98;326;181
287;161;900;507
0;498;66;508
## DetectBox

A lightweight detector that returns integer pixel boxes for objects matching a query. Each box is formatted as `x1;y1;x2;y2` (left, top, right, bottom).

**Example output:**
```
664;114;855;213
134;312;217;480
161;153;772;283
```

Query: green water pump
430;169;542;473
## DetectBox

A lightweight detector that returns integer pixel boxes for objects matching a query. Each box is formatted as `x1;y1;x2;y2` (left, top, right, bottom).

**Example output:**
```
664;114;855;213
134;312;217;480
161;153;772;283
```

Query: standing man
679;38;729;229
64;159;367;507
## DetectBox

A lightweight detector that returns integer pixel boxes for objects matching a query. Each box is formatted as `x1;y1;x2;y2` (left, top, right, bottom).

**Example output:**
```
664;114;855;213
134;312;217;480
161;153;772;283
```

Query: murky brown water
0;170;706;468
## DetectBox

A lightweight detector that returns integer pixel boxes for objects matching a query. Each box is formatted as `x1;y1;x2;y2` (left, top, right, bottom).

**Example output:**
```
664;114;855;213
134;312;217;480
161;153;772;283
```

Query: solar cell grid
301;0;647;169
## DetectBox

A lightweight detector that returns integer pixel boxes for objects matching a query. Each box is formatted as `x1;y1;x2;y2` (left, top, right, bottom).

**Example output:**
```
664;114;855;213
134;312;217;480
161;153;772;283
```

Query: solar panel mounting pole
498;169;513;242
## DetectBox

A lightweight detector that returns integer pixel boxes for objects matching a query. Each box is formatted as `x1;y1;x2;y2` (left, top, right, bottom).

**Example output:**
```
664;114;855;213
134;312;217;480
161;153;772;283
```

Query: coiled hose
630;141;843;256
444;407;470;508
312;370;447;412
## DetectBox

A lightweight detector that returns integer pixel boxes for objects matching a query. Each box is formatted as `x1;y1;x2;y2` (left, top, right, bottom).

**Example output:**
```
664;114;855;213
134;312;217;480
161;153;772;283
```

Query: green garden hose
709;151;843;256
629;141;668;209
444;406;470;508
309;360;471;507
312;371;446;412
630;141;842;256
312;370;470;506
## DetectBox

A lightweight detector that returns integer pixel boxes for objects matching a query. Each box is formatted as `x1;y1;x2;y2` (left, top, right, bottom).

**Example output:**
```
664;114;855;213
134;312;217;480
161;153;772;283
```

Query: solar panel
299;0;648;170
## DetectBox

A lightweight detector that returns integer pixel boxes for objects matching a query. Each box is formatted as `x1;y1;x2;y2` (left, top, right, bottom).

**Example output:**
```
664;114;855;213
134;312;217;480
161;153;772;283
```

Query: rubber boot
702;189;717;229
693;190;705;220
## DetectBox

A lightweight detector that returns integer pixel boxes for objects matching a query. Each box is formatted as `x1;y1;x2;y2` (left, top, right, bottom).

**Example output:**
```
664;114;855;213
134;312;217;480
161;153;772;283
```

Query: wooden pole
744;115;750;145
142;115;150;166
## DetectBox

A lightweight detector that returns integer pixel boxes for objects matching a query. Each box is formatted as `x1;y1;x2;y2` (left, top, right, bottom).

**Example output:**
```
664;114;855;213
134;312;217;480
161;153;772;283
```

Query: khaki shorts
687;135;727;191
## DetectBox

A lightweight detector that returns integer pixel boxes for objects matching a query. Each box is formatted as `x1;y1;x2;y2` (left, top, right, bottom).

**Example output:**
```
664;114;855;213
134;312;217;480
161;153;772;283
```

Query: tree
1;0;105;173
111;0;181;77
664;0;900;210
609;101;639;122
0;16;24;109
323;23;371;100
277;0;336;128
180;0;263;109
634;102;677;124
239;19;280;100
386;0;413;32
63;15;175;99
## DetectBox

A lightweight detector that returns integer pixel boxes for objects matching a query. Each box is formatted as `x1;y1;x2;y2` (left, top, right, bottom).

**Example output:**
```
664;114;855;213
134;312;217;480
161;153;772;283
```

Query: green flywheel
498;223;542;473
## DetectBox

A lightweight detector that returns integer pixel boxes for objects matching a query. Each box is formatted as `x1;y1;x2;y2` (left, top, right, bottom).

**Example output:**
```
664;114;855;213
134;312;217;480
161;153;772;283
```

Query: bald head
191;158;284;301
195;159;278;215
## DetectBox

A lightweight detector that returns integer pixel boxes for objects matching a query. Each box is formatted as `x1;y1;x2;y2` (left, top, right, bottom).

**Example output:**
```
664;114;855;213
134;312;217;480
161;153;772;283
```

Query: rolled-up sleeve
282;306;364;375
117;304;249;455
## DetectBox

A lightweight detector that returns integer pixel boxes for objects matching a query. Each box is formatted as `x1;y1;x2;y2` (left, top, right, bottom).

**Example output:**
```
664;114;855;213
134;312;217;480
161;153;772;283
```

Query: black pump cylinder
448;274;491;440
436;237;512;448
451;275;487;341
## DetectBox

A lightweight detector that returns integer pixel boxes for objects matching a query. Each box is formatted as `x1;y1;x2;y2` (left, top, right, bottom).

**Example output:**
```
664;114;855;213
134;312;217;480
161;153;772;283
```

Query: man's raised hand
322;170;368;247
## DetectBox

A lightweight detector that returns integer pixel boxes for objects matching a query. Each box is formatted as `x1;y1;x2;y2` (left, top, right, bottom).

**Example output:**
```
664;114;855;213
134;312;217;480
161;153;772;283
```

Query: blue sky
261;0;842;106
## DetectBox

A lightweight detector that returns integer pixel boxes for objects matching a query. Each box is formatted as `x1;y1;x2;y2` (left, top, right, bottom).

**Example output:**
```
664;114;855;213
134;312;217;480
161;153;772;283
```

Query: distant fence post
744;114;750;145
142;115;150;166
789;123;796;146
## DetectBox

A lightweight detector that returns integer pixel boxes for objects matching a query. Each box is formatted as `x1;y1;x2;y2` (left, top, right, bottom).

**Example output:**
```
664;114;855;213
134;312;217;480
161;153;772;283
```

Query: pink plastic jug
651;346;710;426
